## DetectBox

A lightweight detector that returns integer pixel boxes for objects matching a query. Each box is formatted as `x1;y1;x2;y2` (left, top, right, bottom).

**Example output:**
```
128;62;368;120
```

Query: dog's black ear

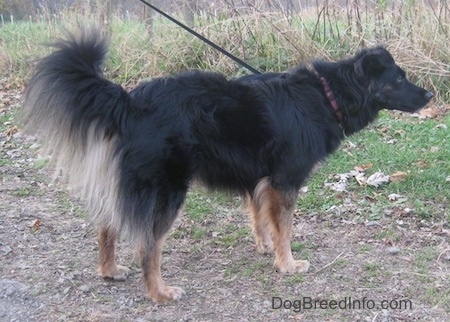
354;47;391;78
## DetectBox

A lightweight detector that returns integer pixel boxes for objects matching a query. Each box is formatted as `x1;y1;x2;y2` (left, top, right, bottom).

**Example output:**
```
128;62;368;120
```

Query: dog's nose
425;91;434;100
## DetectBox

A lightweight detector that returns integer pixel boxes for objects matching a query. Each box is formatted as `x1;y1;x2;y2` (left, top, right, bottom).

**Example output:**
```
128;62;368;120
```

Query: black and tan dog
22;29;433;302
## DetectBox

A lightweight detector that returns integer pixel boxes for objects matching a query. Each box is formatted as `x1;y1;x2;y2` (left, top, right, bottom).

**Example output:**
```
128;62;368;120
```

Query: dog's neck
319;77;344;126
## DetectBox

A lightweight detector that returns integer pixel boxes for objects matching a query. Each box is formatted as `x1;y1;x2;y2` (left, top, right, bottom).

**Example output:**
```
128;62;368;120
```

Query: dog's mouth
384;90;434;113
398;105;426;113
393;103;430;113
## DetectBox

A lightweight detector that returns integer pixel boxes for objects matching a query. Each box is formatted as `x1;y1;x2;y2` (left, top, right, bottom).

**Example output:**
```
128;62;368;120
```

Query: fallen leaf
5;126;18;137
366;172;390;187
354;172;367;186
388;193;402;201
354;163;373;172
415;160;429;168
419;106;440;118
390;171;408;183
325;181;347;192
32;219;42;231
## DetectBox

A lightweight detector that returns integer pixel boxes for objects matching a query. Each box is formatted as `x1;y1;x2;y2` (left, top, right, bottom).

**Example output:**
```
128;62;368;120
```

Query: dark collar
320;77;344;125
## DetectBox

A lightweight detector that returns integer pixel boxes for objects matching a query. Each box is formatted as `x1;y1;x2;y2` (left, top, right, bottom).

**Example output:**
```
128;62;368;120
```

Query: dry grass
0;1;449;102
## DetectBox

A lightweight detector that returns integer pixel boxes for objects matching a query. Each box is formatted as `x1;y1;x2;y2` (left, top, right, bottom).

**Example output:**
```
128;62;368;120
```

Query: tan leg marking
253;178;310;274
141;237;184;303
98;227;130;281
246;193;274;254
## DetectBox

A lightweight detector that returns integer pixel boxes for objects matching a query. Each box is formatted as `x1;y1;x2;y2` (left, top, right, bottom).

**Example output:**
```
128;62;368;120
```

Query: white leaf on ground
299;186;308;194
354;172;367;186
388;193;402;201
325;181;347;192
435;123;447;129
366;171;390;187
334;173;351;181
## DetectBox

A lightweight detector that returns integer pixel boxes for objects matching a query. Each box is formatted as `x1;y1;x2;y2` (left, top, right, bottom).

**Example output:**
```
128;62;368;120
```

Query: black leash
137;0;261;74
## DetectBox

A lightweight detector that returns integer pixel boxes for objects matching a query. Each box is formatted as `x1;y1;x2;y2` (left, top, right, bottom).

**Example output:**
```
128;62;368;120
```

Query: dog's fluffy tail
22;29;128;143
22;29;129;230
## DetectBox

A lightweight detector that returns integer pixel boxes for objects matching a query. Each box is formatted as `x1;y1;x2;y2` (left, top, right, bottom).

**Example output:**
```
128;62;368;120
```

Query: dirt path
1;84;449;321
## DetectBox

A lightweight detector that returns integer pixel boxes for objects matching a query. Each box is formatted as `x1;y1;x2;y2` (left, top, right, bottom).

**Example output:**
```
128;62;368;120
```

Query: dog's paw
101;264;131;281
277;260;310;274
150;286;185;303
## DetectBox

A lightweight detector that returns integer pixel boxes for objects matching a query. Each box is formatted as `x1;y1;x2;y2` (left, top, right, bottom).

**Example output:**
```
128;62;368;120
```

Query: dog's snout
425;91;434;100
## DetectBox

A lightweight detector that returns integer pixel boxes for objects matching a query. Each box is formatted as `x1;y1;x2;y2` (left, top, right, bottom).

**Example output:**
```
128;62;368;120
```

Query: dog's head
354;47;433;113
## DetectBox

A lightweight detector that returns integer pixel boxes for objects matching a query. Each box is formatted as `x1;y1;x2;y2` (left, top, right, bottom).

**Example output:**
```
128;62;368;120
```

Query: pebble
387;246;400;255
366;221;381;227
78;284;90;293
0;245;12;256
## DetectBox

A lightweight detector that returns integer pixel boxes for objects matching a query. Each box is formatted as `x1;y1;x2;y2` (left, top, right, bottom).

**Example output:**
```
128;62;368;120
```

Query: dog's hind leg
253;178;310;274
246;192;274;254
140;234;185;303
98;226;130;281
139;195;185;303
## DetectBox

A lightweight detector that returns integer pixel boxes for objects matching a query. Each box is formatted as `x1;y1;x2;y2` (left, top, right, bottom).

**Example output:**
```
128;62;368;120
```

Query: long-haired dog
22;29;433;302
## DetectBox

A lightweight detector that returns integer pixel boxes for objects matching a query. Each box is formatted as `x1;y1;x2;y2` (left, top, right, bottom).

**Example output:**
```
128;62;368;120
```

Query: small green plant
13;187;31;197
283;274;305;285
415;247;437;273
291;242;305;252
363;261;382;277
191;227;208;240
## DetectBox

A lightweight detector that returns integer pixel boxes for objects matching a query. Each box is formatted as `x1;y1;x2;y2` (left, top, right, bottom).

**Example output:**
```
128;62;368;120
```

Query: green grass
374;228;401;242
298;112;450;221
55;191;86;218
219;226;251;248
12;186;32;197
415;246;437;273
363;261;382;277
33;157;48;169
283;274;305;285
185;190;239;221
191;227;208;240
291;242;305;252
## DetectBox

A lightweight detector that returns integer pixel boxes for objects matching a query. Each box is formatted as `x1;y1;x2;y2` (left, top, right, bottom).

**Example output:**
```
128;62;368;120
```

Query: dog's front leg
272;203;310;274
252;178;310;273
